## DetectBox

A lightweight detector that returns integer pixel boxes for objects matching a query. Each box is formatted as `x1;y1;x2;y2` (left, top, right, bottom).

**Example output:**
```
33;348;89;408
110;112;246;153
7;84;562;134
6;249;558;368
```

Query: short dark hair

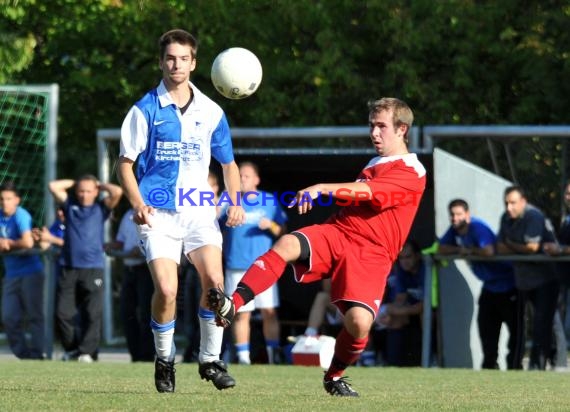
239;161;260;177
72;175;99;195
76;174;98;184
504;185;526;199
402;239;421;255
0;180;19;197
448;198;469;212
159;29;198;60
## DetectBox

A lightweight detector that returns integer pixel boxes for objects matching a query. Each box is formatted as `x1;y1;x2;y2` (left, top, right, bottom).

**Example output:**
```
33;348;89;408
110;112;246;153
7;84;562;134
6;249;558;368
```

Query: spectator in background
542;180;570;370
438;199;523;369
376;240;424;366
105;208;155;362
304;278;343;338
49;175;123;363
33;206;66;283
0;181;45;359
555;180;570;250
497;185;560;370
221;162;288;364
33;206;65;252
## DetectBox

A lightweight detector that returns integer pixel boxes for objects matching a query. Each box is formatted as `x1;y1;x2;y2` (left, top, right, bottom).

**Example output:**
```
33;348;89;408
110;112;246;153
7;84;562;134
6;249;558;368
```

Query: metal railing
422;253;570;368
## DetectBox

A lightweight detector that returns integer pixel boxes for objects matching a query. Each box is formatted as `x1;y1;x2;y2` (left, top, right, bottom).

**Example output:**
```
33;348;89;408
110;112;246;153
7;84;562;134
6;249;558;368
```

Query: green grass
1;360;570;411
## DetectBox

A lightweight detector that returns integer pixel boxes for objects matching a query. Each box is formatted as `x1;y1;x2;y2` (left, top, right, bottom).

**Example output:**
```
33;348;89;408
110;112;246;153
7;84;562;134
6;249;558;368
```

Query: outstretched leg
207;248;287;327
208;234;301;325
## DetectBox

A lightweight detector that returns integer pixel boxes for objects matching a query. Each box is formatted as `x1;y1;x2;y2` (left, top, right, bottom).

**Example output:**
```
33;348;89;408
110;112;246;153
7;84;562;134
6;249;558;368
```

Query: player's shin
198;308;224;363
233;249;286;311
325;328;368;380
150;318;176;362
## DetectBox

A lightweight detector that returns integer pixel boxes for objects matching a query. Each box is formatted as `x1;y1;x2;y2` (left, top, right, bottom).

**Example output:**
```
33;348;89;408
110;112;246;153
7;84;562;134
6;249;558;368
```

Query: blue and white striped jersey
120;80;234;211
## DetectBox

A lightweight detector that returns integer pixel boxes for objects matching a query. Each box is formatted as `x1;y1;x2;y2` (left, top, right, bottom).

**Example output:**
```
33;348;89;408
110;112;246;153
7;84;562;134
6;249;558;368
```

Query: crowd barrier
424;253;570;368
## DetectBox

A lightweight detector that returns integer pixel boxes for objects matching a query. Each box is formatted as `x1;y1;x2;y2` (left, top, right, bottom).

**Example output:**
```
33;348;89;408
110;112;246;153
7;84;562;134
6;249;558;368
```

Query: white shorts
138;207;222;264
224;269;280;312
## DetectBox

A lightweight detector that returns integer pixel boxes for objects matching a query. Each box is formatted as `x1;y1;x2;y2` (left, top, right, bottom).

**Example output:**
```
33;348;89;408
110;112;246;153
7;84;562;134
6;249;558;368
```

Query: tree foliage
1;0;570;216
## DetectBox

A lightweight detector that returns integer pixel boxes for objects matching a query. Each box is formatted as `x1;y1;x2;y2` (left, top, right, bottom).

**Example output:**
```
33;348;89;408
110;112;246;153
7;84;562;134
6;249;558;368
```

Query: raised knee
273;234;300;260
156;286;177;305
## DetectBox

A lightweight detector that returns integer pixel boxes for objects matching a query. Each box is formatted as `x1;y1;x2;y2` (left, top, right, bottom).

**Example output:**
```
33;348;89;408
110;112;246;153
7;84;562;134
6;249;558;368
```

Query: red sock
325;328;368;380
232;249;287;312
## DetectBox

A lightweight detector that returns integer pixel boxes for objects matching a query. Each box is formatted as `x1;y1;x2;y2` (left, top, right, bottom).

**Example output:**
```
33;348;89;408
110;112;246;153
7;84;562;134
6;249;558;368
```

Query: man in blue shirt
439;198;523;369
0;181;45;359
49;175;122;363
221;162;287;365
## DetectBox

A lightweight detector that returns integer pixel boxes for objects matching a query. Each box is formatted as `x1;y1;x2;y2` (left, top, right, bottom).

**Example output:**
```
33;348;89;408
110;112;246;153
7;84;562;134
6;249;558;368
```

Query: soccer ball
211;47;262;99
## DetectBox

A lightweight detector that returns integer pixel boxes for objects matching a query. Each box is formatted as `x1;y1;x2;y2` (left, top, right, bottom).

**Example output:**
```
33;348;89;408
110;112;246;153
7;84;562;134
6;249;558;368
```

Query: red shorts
291;223;392;317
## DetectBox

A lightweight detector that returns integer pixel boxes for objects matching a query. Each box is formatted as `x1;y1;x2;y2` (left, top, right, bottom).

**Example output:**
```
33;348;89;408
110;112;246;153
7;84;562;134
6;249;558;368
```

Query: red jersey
327;153;426;260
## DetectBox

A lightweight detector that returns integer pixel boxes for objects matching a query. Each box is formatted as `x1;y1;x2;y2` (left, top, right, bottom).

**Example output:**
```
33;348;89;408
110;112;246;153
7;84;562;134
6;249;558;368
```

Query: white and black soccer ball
211;47;262;99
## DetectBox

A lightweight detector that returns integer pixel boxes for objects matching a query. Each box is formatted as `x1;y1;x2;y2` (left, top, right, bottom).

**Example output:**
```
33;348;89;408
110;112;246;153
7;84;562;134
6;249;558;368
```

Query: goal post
0;84;59;358
0;84;59;225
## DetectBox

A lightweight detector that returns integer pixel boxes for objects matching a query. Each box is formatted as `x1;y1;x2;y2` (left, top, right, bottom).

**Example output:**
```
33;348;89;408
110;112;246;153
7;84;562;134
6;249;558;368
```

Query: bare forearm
389;302;423;316
437;244;462;255
505;239;540;254
438;244;493;257
49;179;74;203
221;161;241;205
117;159;145;208
100;182;122;198
497;239;540;254
270;222;286;237
8;233;34;250
221;161;245;226
496;242;512;254
316;182;372;199
259;218;286;237
100;182;123;209
48;235;64;247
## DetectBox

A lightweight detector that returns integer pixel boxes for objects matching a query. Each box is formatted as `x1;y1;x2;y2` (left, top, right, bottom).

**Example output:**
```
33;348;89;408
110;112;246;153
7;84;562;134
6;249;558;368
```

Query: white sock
198;308;223;364
151;320;176;362
237;350;251;365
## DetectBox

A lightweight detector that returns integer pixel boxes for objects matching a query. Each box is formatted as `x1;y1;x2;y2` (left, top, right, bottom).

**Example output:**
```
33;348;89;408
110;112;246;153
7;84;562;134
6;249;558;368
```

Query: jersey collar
157;80;203;111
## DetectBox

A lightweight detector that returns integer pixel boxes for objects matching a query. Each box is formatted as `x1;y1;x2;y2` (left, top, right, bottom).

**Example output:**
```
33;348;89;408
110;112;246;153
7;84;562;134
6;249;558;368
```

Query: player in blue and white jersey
118;29;244;393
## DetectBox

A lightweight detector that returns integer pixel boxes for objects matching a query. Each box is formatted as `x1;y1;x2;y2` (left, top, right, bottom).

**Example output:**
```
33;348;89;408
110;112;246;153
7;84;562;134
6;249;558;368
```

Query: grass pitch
1;360;569;411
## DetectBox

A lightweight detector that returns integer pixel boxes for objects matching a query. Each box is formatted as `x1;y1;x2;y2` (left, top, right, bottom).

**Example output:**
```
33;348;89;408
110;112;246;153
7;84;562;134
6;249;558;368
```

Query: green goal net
0;84;58;226
0;84;59;356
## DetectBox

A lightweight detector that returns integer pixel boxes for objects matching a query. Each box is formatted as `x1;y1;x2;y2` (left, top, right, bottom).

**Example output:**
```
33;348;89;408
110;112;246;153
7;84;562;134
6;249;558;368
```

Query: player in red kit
208;97;426;396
